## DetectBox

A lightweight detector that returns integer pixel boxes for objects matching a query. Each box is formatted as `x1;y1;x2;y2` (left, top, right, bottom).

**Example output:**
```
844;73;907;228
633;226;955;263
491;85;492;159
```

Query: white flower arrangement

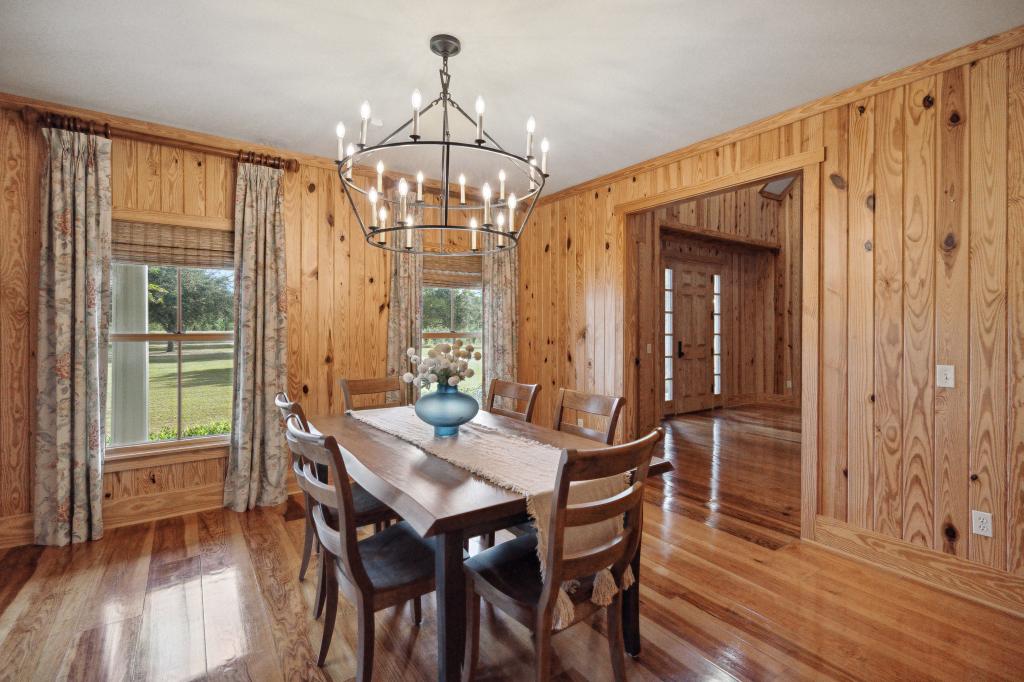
401;340;481;390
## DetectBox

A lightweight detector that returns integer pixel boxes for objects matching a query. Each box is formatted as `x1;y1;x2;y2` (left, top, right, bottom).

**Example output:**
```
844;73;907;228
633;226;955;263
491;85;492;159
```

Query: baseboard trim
812;515;1024;618
0;513;34;549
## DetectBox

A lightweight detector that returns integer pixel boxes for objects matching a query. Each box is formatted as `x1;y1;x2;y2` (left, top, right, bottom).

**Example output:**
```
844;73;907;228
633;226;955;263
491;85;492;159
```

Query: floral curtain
482;247;517;406
386;234;423;404
223;164;289;511
34;128;112;545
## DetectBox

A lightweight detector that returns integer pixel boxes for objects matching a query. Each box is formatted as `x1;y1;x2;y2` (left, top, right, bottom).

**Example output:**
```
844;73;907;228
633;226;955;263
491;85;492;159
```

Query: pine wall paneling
517;28;1024;609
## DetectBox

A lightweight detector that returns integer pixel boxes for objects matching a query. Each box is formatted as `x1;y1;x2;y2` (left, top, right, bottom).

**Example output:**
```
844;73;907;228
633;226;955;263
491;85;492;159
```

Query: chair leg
313;557;327;619
606;593;627;681
356;595;376;682
533;627;552;682
481;532;495;549
462;584;480;682
317;570;338;667
412;595;422;625
299;515;315;581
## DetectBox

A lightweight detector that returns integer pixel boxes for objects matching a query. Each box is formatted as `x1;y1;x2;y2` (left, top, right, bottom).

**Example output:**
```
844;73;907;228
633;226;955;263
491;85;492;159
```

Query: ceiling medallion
333;34;550;255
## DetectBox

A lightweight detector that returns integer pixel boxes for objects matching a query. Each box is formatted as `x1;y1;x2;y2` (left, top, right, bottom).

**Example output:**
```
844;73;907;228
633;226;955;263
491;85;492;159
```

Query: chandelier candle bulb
398;178;409;221
496;210;506;247
411;89;422;139
378;205;388;238
475;96;485;143
482;182;492;224
540;138;549;174
405;215;413;249
344;144;355;180
335;122;345;160
507;192;517;234
498;169;506;199
526;116;536;158
376;160;384;193
470;217;479;251
458;173;466;204
359;101;371;146
368;188;378;224
416;171;424;201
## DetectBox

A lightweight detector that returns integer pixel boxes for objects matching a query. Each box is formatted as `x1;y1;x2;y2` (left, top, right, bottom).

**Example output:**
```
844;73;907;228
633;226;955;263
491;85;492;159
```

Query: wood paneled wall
0;107;391;546
518;34;1024;582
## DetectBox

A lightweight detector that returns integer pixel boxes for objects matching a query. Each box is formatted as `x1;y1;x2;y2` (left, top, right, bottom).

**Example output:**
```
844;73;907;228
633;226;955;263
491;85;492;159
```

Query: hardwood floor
1;405;1021;680
659;404;802;549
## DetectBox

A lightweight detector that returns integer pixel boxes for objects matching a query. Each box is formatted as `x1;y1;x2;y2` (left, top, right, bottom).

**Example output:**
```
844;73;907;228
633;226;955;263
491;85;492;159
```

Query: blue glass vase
415;384;479;437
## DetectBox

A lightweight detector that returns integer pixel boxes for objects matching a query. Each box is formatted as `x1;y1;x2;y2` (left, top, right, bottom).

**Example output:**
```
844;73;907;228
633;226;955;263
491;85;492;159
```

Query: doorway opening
646;173;803;545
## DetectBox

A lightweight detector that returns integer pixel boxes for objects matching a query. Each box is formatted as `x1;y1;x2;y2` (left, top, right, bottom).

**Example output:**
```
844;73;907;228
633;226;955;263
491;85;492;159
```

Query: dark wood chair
285;416;436;676
340;376;407;412
552;388;625;446
486;379;541;422
275;392;398;616
462;427;664;681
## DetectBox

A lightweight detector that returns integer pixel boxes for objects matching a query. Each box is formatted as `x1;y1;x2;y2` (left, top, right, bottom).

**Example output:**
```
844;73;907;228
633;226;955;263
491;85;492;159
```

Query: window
107;264;235;446
421;286;484;402
713;273;722;396
663;267;673;402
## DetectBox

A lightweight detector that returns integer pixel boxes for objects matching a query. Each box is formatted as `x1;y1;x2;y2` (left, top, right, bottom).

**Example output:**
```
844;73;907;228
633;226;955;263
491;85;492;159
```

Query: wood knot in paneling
302;384;309;394
864;240;873;252
942;233;958;251
829;173;846;190
948;111;961;126
865;194;875;211
307;183;316;193
327;213;334;227
922;94;934;109
857;105;866;115
544;243;549;253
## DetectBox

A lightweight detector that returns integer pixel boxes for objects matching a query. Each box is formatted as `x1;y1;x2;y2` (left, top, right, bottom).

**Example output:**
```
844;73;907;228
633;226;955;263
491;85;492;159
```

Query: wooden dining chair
275;393;399;614
552;388;626;446
340;376;407;412
285;416;436;676
462;427;664;682
486;379;541;422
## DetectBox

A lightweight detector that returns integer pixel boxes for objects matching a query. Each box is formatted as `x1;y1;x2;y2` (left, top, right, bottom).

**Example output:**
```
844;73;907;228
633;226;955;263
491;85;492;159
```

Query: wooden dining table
310;407;672;682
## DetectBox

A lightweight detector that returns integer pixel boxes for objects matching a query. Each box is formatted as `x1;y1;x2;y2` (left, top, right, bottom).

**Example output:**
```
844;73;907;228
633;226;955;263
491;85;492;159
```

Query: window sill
105;436;230;473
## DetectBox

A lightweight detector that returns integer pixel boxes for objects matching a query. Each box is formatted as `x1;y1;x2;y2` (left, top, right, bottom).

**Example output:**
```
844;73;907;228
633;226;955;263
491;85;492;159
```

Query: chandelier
333;34;549;255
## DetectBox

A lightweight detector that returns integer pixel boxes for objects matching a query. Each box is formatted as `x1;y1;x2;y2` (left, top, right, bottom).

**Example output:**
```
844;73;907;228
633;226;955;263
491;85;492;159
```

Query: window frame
106;264;235;456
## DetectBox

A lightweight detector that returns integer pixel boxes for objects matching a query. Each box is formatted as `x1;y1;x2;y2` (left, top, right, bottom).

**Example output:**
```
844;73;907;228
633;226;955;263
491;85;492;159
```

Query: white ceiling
2;1;1022;192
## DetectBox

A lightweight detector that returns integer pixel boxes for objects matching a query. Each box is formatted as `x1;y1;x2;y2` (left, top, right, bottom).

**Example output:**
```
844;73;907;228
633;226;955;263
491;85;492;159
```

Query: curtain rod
21;106;300;172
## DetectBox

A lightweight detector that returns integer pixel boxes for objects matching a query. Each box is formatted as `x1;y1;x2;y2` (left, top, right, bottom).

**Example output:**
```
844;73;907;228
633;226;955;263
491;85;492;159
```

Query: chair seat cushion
465;533;600;613
357;521;435;592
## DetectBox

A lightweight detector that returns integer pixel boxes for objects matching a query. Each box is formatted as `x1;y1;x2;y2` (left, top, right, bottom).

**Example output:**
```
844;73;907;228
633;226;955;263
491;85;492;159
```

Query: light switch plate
936;364;955;388
646;343;652;354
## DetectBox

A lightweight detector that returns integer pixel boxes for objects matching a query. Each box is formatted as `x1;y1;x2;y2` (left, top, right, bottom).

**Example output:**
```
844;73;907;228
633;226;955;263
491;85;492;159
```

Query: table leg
435;530;466;682
623;535;642;656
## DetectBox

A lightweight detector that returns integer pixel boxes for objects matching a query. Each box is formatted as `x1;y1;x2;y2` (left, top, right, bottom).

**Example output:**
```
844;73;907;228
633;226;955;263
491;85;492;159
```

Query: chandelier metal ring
333;33;550;256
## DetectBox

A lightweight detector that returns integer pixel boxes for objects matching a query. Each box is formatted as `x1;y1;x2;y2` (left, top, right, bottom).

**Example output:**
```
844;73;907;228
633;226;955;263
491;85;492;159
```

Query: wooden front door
664;259;715;414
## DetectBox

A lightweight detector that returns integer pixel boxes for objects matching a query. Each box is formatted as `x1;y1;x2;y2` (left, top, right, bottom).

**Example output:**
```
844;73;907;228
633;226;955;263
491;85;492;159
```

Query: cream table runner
349;405;633;628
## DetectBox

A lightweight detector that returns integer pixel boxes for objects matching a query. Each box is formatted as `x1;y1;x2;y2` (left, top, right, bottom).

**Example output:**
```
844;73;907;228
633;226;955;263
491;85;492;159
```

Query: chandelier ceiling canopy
334;34;549;256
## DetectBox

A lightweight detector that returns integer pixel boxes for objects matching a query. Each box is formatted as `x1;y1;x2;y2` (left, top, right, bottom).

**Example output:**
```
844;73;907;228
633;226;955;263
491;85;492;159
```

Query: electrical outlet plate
936;364;955;388
972;510;993;537
577;418;584;427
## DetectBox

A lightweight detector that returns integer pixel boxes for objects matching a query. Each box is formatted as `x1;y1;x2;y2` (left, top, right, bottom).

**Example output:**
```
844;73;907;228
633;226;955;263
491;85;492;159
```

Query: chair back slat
538;427;663;617
285;417;373;592
559;535;629;579
340;376;406;411
275;392;310;432
552;388;625;445
486;379;541;423
563;482;644;527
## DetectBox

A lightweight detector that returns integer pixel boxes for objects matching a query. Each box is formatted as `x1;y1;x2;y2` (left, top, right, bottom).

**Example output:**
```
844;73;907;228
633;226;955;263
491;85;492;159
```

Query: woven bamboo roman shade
111;220;234;268
422;254;481;288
